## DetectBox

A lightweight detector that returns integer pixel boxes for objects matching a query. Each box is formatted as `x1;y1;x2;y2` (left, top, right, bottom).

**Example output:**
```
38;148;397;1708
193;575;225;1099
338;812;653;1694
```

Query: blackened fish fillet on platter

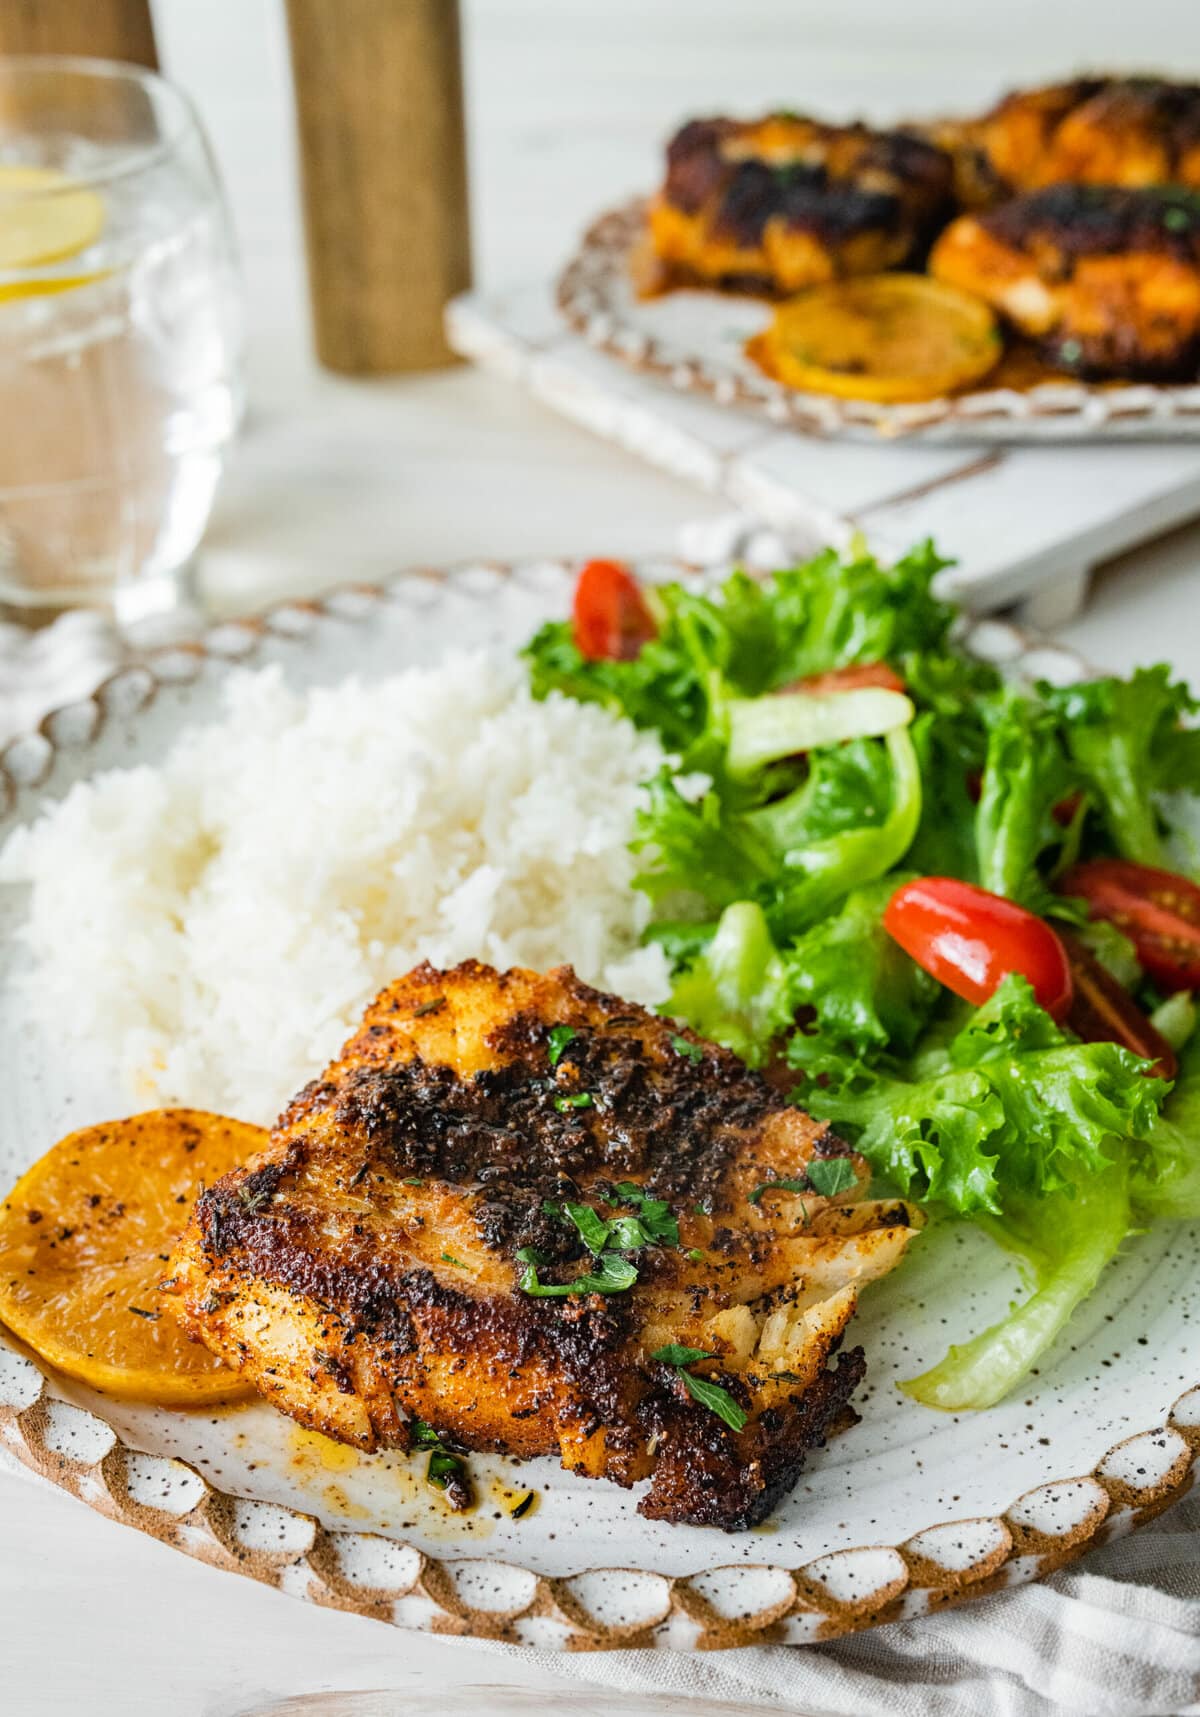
170;962;918;1529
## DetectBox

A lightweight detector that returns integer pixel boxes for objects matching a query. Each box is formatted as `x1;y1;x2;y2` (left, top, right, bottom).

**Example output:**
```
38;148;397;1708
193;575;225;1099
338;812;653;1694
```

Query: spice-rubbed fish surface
931;184;1200;380
169;962;918;1530
647;114;954;297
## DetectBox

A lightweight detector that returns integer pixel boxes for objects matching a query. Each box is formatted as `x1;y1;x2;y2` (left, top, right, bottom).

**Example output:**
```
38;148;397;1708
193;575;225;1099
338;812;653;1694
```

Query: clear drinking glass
0;57;243;622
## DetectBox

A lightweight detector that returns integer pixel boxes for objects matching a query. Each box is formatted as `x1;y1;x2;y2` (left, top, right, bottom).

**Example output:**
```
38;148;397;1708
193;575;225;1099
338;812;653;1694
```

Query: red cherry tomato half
780;661;906;696
883;877;1074;1020
572;559;657;662
1059;859;1200;994
1058;928;1177;1080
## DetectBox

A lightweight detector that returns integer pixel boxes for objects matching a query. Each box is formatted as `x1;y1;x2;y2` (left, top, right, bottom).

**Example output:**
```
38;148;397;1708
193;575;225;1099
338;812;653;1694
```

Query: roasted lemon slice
0;1109;265;1404
747;274;1002;403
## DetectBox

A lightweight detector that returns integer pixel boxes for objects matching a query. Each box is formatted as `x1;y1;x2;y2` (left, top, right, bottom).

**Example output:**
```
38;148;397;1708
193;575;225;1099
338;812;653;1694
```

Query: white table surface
4;3;1200;1712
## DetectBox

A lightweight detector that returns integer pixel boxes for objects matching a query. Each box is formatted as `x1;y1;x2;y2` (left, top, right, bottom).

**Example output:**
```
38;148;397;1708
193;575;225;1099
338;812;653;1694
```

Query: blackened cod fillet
170;962;918;1529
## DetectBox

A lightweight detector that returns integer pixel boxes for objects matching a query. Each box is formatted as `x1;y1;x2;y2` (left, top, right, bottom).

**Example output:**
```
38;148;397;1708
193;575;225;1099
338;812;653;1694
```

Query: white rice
0;651;672;1123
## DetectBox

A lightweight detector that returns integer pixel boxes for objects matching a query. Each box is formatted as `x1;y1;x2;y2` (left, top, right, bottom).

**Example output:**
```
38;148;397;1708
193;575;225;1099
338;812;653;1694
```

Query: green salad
525;544;1200;1412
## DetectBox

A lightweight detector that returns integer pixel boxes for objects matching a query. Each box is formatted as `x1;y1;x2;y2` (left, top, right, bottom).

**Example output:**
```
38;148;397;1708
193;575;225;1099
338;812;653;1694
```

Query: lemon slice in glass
0;163;106;296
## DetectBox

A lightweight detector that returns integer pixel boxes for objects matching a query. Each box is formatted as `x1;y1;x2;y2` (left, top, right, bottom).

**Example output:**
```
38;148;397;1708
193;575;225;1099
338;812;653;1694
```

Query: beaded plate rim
0;558;1196;1652
557;200;1200;445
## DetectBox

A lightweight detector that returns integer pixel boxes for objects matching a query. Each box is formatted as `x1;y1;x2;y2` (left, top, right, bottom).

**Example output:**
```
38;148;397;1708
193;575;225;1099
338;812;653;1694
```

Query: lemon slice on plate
0;163;106;296
0;1108;264;1404
747;274;1002;403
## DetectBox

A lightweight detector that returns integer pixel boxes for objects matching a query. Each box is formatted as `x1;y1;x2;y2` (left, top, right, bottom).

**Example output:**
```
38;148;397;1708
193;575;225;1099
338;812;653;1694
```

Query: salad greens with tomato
524;544;1200;1412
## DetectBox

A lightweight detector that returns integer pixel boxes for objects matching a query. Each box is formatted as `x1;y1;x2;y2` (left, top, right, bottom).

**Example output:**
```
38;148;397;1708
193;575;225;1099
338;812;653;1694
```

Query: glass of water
0;57;243;623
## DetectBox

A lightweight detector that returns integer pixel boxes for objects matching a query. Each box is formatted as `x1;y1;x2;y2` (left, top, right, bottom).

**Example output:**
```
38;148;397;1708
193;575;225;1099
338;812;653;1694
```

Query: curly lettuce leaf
1131;1031;1200;1222
947;979;1166;1196
1043;666;1200;866
667;902;795;1066
810;1057;1006;1213
887;648;999;879
807;976;1166;1216
757;539;957;683
524;541;956;767
784;877;940;1064
632;768;774;917
903;1165;1131;1411
664;886;941;1074
637;727;923;938
975;689;1077;906
807;976;1169;1406
747;727;923;935
905;713;981;882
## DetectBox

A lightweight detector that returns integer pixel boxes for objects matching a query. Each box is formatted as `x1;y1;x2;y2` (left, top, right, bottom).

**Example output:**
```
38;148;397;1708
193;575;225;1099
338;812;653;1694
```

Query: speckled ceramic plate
558;201;1200;445
1;559;1197;1651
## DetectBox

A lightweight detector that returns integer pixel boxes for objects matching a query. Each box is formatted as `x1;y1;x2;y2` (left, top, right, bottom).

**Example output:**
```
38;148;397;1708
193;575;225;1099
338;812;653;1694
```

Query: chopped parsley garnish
747;1176;809;1205
1163;205;1192;233
412;997;445;1017
751;1181;806;1208
670;1033;704;1064
613;1181;680;1246
680;1368;748;1432
519;1185;685;1299
547;1024;578;1066
748;1158;856;1206
564;1200;611;1255
607;1213;656;1250
402;1177;424;1187
427;1449;462;1487
650;1344;748;1432
440;1251;468;1269
509;1489;536;1520
805;1158;858;1198
686;1248;704;1262
519;1253;639;1297
409;1418;472;1507
553;1091;593;1112
651;1343;711;1366
127;1305;159;1320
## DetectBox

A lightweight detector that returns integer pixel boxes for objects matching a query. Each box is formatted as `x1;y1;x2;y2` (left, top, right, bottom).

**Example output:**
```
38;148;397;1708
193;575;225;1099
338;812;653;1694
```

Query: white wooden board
447;285;1200;628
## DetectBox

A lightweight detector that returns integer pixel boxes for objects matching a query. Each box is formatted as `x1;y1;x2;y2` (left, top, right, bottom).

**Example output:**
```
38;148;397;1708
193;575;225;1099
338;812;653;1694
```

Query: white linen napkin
499;1489;1200;1716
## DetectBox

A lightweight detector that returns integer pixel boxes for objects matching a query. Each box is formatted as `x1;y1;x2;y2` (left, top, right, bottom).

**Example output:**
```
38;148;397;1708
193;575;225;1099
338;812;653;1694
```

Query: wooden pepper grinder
0;0;157;65
285;0;472;374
